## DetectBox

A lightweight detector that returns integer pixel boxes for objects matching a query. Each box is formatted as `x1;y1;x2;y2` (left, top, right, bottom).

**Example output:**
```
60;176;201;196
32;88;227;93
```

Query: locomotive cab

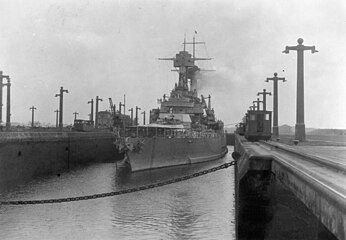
245;110;272;141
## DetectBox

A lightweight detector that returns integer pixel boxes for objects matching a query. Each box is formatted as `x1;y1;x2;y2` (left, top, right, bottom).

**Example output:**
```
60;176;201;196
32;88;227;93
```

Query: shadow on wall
238;170;338;240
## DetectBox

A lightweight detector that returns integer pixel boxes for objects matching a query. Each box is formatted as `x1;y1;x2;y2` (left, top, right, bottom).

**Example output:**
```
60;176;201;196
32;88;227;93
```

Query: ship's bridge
162;99;194;107
160;101;204;115
158;113;191;129
174;51;194;67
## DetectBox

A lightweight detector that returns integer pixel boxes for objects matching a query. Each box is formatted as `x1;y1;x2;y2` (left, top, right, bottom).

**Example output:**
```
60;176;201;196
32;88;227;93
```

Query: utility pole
135;106;141;126
249;106;254;111
283;38;317;141
88;99;94;123
141;111;146;125
128;108;133;125
55;86;68;130
253;98;263;111
95;96;103;128
73;112;78;120
29;106;37;128
266;73;286;138
257;89;271;112
54;109;59;128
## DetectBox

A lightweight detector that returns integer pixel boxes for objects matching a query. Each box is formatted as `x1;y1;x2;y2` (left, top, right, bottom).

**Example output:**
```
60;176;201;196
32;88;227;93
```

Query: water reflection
0;149;235;240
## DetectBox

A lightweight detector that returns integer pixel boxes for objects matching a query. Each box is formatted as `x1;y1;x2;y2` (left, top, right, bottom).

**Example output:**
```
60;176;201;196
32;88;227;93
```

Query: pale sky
0;0;345;129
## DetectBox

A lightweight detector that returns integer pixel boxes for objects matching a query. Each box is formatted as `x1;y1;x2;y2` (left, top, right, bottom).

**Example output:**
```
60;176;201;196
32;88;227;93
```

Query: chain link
0;161;235;206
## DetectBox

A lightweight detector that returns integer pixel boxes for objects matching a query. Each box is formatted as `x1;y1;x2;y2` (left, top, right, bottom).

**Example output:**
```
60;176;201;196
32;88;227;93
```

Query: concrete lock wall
0;132;119;190
233;134;340;239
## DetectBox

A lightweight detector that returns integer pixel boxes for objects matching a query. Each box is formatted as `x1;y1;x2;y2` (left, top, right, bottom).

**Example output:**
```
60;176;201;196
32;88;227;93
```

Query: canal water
0;148;235;240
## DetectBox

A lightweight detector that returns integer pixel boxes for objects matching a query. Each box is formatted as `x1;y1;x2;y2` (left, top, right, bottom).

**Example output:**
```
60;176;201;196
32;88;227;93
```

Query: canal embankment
0;132;119;190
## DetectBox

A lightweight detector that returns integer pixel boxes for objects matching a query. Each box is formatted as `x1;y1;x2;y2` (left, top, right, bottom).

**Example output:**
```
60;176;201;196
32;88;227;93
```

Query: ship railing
119;126;223;139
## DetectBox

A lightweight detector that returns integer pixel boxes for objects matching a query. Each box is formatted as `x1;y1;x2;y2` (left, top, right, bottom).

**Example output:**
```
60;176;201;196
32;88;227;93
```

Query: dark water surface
0;148;235;240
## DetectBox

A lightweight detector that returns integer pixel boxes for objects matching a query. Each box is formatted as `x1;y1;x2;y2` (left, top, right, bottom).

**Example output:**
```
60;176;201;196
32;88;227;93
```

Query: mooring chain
0;161;235;206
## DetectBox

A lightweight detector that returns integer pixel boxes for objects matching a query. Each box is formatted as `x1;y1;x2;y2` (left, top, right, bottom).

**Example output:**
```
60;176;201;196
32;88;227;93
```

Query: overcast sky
0;0;345;129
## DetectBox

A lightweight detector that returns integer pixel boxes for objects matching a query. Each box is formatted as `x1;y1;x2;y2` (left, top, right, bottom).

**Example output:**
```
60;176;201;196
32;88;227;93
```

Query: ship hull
127;134;227;172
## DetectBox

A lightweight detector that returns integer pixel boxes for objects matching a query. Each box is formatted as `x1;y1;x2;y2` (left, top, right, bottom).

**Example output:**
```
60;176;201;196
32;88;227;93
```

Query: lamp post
252;102;256;111
73;112;79;120
135;106;141;126
4;76;10;130
253;98;263;111
119;101;125;115
95;96;103;128
128;108;133;125
283;38;318;141
29;106;37;128
55;86;68;130
257;89;271;111
141;111;146;125
88;99;94;123
54;109;59;128
0;71;9;124
266;73;285;138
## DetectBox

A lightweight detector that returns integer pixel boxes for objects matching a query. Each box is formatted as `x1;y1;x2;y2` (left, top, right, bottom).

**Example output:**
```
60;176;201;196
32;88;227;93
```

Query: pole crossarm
266;73;286;83
2;75;10;80
253;99;263;104
257;89;272;97
283;43;318;54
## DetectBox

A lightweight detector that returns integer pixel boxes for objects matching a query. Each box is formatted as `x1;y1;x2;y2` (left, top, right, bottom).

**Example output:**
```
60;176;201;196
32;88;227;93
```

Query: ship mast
183;35;186;52
159;35;213;93
193;35;195;59
184;35;211;63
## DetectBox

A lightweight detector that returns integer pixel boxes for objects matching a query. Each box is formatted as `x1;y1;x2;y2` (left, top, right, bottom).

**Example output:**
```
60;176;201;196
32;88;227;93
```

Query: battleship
114;36;227;172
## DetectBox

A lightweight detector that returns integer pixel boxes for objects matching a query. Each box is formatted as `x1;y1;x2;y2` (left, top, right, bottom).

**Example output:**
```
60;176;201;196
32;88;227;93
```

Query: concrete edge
261;141;346;175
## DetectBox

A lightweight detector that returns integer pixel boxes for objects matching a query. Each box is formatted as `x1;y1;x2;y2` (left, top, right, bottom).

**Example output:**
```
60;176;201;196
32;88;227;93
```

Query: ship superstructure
152;36;223;131
115;36;227;172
